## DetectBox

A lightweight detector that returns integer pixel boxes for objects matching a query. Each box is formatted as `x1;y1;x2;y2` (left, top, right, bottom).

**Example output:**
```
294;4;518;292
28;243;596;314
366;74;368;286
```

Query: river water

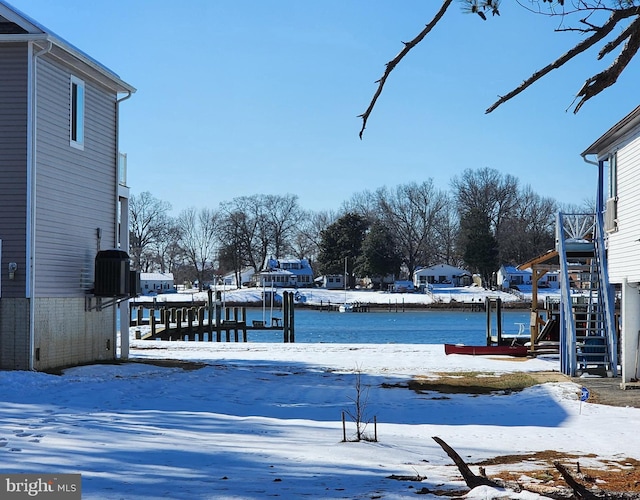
243;308;530;344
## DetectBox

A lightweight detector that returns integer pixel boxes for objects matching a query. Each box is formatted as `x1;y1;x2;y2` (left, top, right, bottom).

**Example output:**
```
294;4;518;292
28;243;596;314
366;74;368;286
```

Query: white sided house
223;268;255;288
497;265;532;290
582;105;640;386
256;258;314;288
413;264;472;289
317;274;345;290
0;2;135;370
140;273;174;295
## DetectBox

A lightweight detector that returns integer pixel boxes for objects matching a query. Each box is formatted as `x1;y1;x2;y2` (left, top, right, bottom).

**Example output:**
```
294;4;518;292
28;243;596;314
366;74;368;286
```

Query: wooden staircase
557;212;618;377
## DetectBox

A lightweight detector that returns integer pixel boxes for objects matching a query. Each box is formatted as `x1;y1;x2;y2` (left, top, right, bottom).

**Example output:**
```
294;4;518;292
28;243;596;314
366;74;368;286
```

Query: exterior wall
0;43;28;299
620;281;640;384
323;275;344;290
0;299;30;370
607;133;640;283
32;298;116;371
34;56;117;298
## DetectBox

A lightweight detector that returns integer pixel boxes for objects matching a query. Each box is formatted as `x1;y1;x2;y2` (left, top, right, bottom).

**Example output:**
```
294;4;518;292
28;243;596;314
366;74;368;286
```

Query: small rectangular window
608;152;617;199
70;76;85;149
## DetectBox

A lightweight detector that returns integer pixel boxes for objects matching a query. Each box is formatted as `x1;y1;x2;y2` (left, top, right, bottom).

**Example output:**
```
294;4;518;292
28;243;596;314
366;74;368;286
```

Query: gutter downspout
28;40;53;371
115;90;132;360
581;153;601;213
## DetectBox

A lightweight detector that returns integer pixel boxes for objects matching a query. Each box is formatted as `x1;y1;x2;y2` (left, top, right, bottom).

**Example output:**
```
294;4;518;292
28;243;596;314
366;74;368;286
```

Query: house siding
32;298;116;370
607;133;640;283
34;56;117;298
0;299;30;370
0;43;28;299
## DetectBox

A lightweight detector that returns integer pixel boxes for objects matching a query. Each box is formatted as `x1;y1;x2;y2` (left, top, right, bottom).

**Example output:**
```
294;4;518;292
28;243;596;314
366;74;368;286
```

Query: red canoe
444;344;529;357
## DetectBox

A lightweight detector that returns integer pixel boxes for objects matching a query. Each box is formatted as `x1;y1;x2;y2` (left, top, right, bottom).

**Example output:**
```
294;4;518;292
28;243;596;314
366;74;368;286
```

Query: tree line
129;167;590;289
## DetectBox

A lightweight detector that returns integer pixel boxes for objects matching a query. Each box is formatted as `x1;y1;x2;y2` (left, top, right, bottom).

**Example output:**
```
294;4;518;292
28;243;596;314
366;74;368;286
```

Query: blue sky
11;1;640;214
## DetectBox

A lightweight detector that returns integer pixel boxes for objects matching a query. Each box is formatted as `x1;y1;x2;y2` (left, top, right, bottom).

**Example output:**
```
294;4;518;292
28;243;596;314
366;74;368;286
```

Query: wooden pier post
233;307;239;342
496;298;503;345
187;307;194;333
225;307;231;342
283;291;290;343
150;306;156;337
216;291;222;342
485;297;491;346
176;309;183;339
165;307;170;336
242;307;247;342
207;289;214;341
485;297;503;346
197;307;204;336
288;292;295;342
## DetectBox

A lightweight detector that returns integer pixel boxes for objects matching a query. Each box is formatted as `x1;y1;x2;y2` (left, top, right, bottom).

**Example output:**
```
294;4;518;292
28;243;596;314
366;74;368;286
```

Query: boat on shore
444;343;529;357
338;303;353;313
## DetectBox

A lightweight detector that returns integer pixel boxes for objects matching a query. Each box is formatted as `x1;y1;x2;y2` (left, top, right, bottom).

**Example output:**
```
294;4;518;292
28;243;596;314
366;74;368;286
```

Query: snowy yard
1;341;639;499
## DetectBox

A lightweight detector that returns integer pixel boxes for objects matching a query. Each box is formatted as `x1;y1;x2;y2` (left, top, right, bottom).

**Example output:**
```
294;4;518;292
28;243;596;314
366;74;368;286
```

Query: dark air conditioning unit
94;249;130;297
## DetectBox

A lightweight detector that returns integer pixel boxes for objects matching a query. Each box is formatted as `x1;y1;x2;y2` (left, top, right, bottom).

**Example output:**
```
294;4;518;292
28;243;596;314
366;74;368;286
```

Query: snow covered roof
140;272;174;281
414;264;470;276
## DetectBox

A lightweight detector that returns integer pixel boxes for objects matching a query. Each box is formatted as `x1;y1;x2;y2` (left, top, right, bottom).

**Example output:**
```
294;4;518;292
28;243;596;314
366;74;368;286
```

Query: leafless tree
129;191;172;271
220;194;305;273
376;180;449;275
263;194;304;259
451;167;520;247
499;186;558;264
177;207;220;291
359;0;640;137
340;189;380;223
289;210;338;265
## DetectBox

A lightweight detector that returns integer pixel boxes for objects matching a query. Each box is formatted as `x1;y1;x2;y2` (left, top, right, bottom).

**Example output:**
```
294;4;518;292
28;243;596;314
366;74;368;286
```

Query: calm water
243;308;529;344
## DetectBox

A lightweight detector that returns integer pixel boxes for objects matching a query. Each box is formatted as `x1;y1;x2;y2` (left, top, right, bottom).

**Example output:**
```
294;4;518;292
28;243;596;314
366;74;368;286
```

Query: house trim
582;106;640;158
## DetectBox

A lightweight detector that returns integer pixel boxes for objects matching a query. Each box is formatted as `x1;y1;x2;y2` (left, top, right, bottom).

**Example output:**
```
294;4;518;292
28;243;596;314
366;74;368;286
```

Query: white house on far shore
140;272;174;295
413;264;472;289
256;258;314;288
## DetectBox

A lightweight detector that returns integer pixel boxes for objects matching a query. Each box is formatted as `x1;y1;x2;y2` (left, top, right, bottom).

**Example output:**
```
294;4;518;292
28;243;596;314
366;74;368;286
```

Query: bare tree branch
485;7;640;114
358;0;454;139
574;18;640;112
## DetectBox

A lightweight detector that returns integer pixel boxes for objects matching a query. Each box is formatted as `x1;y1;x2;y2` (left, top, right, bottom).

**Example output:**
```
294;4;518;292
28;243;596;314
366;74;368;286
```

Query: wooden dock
130;290;297;342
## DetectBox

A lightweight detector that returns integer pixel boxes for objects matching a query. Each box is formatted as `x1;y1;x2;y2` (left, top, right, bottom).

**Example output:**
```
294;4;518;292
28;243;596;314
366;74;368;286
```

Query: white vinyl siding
606;133;640;283
34;56;117;297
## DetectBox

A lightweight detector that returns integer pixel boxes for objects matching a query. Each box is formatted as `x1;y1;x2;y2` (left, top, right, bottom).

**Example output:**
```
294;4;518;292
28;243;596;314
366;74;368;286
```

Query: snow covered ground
142;283;562;307
1;338;639;499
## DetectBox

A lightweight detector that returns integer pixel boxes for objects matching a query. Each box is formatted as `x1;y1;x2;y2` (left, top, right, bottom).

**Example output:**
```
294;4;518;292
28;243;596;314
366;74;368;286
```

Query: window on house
70;76;85;149
605;152;619;232
608;152;617;199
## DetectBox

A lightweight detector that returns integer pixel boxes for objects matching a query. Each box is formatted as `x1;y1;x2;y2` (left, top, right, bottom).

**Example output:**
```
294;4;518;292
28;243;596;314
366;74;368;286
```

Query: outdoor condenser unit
94;249;130;297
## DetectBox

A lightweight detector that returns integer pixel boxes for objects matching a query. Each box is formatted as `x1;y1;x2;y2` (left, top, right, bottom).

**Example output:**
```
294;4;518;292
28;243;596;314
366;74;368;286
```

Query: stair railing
594;209;618;376
556;212;577;376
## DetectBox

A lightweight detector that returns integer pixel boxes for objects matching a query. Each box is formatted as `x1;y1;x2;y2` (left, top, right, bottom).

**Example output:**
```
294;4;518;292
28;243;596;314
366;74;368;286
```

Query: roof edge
0;0;135;94
582;105;640;157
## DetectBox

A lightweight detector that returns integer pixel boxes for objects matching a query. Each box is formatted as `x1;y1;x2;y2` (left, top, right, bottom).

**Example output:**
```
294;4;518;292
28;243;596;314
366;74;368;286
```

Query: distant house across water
256;258;314;288
317;274;345;290
140;273;175;295
413;264;472;289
